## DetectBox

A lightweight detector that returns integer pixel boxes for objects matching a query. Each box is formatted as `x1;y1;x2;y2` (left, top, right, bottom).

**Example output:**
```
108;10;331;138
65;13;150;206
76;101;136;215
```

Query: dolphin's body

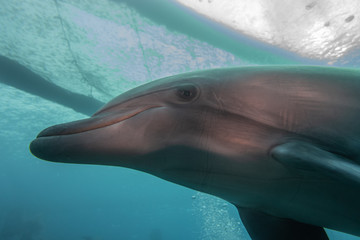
30;66;360;240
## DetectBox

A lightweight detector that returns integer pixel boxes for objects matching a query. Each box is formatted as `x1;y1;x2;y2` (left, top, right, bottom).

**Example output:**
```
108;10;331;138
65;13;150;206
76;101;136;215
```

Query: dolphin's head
30;70;238;190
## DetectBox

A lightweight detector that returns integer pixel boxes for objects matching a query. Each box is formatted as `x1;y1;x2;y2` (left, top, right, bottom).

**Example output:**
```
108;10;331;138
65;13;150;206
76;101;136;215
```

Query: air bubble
345;15;355;23
305;2;316;10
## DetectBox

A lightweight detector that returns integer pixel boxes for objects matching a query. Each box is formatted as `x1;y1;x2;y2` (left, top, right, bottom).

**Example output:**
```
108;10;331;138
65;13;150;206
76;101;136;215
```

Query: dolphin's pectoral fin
271;141;360;186
236;207;329;240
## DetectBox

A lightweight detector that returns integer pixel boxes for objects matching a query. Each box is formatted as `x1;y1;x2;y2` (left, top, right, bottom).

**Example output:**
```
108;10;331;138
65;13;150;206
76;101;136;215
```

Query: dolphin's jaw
36;105;162;138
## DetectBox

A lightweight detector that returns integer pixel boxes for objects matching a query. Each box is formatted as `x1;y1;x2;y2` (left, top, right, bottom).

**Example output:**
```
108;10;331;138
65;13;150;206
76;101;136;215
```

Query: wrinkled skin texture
30;66;360;238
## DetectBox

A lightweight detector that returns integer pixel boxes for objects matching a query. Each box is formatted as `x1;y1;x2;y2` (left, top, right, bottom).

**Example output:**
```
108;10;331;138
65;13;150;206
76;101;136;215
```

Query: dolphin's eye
176;84;198;102
178;89;192;98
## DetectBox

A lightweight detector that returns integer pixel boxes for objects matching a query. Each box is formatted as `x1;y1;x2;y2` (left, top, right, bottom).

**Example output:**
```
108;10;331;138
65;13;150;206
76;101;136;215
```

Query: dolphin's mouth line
36;105;162;138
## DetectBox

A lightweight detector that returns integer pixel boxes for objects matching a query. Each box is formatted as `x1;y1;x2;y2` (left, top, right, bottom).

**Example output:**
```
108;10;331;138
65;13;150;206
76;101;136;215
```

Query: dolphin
30;66;360;240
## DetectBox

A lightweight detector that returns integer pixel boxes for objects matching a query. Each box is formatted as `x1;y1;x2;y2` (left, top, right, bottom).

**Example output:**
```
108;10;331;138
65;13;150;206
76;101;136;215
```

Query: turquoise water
0;1;359;239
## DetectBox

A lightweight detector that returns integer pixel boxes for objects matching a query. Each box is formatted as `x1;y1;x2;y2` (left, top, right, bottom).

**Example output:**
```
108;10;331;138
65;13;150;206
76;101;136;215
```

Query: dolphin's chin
29;134;130;166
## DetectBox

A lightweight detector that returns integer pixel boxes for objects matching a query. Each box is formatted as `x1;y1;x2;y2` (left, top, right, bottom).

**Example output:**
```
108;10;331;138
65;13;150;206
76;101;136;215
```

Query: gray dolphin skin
30;66;360;240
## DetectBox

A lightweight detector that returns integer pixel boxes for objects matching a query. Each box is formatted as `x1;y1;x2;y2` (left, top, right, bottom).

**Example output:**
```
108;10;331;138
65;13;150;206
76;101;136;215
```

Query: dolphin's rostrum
30;66;360;240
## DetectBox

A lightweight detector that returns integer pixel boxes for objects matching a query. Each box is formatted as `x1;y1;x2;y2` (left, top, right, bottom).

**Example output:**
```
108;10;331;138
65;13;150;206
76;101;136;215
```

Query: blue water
1;1;360;239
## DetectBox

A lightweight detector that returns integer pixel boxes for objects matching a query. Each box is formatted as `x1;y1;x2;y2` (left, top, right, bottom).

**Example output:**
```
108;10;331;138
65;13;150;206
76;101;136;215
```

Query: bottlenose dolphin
30;66;360;240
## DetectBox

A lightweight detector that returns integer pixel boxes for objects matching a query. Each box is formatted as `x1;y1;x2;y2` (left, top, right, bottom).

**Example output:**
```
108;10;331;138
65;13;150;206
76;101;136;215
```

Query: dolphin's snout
30;105;162;162
30;136;61;161
29;138;41;158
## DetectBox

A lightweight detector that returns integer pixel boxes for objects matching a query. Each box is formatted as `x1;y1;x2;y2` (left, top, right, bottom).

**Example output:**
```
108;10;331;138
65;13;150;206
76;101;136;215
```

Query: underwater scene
1;0;360;239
